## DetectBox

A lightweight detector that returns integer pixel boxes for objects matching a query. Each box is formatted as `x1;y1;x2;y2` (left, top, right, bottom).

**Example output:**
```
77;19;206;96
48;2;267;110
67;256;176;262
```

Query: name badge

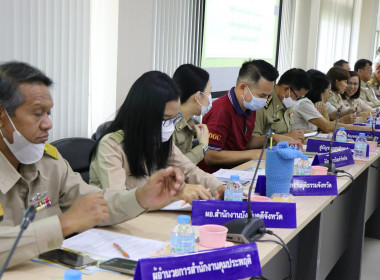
306;138;369;157
134;243;261;280
191;200;296;228
255;175;337;196
312;148;354;168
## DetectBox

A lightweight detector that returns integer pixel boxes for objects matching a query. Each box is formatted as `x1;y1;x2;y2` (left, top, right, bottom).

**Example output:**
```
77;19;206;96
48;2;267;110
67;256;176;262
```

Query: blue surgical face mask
196;92;213;115
243;86;267;111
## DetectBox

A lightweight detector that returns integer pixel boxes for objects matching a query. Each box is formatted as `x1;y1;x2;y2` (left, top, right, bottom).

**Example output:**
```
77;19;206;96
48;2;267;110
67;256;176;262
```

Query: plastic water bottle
376;115;380;127
224;175;243;201
170;215;195;254
296;155;312;175
354;133;367;159
335;127;347;143
366;116;374;127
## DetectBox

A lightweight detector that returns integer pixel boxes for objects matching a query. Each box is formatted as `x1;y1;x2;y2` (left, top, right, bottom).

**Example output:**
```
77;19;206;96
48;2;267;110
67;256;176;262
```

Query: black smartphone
99;258;138;275
39;249;97;269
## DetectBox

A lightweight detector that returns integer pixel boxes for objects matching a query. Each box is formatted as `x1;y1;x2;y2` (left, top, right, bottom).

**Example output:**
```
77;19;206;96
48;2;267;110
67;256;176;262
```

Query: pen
113;242;129;258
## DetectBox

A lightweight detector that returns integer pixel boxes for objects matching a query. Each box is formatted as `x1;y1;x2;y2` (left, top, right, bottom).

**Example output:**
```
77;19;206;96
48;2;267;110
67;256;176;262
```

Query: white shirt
292;98;323;132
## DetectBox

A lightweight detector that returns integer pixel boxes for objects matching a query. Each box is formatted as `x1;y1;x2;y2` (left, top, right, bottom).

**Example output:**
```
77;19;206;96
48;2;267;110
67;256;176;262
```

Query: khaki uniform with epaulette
253;89;293;136
0;144;146;268
359;80;380;107
368;73;380;97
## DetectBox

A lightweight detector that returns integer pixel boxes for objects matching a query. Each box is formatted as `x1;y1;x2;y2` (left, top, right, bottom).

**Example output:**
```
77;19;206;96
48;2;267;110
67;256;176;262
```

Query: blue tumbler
265;142;302;197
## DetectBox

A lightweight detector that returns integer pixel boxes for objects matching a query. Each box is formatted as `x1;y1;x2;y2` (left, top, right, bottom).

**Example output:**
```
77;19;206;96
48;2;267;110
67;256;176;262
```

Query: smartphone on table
39;249;97;269
304;131;318;138
99;258;138;275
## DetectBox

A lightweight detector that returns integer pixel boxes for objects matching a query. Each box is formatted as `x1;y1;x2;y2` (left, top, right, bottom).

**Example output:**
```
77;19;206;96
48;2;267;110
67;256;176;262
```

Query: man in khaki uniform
253;68;310;142
355;59;380;107
0;61;185;269
368;65;380;97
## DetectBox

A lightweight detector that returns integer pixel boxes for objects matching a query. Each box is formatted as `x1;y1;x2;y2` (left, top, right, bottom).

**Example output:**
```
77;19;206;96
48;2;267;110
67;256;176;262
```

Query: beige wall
116;0;154;108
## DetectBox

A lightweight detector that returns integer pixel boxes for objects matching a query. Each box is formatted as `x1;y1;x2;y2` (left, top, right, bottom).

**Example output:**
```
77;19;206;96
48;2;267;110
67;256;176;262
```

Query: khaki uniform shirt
359;80;380;107
0;144;145;268
253;90;293;136
89;131;223;192
368;74;380;97
173;118;205;165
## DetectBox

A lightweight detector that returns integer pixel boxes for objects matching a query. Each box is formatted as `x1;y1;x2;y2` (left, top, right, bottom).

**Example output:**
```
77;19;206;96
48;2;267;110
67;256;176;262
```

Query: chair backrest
51;137;96;183
91;121;113;141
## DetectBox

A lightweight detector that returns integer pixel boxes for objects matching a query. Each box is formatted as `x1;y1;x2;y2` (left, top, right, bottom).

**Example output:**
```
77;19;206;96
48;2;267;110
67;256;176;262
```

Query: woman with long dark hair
89;71;224;205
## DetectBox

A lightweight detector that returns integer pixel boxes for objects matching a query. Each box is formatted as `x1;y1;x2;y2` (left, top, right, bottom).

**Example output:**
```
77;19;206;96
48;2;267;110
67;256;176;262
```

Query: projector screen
201;0;282;92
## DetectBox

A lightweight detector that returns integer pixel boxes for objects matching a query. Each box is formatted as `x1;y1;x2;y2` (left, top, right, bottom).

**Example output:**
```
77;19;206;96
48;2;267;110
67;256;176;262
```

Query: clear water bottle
296;155;312;175
335;127;347;143
224;175;243;201
354;133;367;159
376;115;380;126
366;116;374;127
170;215;195;254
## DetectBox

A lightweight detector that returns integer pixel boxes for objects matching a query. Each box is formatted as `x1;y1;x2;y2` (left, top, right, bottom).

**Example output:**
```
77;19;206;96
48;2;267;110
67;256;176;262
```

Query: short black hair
0;61;53;115
326;67;349;92
277;68;311;91
354;59;372;71
173;64;209;103
333;59;349;68
305;69;331;104
237;59;279;86
90;71;181;178
342;71;361;100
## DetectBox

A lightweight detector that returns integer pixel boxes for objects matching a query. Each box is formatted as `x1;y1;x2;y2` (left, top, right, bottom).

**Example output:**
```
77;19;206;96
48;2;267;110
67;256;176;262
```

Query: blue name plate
306;138;369;157
336;129;380;140
255;175;338;196
312;148;354;168
353;123;380;129
191;200;296;228
134;243;262;280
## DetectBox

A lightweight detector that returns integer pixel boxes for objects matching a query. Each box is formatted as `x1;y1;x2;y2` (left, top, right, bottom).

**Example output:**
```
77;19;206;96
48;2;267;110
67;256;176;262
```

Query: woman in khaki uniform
172;64;212;165
89;71;225;205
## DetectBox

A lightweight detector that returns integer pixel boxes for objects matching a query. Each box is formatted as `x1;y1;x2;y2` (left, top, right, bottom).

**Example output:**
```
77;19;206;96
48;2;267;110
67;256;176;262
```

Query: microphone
0;205;36;277
318;106;342;174
223;127;272;244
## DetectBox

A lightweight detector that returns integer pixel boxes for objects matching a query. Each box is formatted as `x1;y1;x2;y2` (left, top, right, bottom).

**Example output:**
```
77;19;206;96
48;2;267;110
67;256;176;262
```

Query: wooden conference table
3;149;380;280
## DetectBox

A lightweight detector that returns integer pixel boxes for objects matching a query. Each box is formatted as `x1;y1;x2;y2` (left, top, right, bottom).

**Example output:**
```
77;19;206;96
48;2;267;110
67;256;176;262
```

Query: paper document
161;200;192;211
213;168;265;184
62;229;165;261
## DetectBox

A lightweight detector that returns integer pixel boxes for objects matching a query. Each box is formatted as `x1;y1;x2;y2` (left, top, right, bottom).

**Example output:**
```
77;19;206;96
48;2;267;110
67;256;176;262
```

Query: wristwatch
200;143;209;156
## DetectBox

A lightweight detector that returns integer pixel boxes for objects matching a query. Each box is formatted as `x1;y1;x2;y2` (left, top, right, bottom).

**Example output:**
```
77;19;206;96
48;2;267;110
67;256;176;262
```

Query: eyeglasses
347;82;359;86
290;88;303;100
162;112;183;127
363;68;373;72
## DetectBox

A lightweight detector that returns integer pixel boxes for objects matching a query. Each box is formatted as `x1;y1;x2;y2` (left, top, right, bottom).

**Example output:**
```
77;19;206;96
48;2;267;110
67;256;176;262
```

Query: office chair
91;121;112;141
51;137;96;183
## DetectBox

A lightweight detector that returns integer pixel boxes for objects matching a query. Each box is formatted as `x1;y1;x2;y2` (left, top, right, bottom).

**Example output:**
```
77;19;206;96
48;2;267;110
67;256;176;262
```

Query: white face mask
0;110;45;164
243;86;267;111
161;121;175;142
282;88;298;108
196;92;213;115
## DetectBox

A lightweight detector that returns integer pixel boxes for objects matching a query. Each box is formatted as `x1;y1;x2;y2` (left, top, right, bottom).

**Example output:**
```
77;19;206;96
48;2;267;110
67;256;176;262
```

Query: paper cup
311;166;328;175
199;224;228;248
367;141;377;152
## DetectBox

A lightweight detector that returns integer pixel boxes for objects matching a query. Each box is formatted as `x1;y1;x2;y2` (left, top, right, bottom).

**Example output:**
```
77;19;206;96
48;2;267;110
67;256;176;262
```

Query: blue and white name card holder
335;129;380;141
134;243;262;280
255;175;338;196
306;138;369;157
191;200;296;228
311;148;354;168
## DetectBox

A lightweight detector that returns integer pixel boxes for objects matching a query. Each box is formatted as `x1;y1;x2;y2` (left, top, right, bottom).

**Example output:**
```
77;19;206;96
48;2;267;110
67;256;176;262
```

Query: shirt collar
272;89;285;112
227;87;251;117
0;152;40;194
175;116;194;131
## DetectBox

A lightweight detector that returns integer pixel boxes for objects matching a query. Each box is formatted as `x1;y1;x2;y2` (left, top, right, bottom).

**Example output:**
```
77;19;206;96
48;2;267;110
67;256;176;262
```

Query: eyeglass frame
347;81;359;86
162;112;183;127
289;87;303;101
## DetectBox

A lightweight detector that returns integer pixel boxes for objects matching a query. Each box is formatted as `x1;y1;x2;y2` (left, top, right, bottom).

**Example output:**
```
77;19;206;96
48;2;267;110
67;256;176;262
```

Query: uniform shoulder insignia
110;130;125;143
44;144;58;159
264;95;273;109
